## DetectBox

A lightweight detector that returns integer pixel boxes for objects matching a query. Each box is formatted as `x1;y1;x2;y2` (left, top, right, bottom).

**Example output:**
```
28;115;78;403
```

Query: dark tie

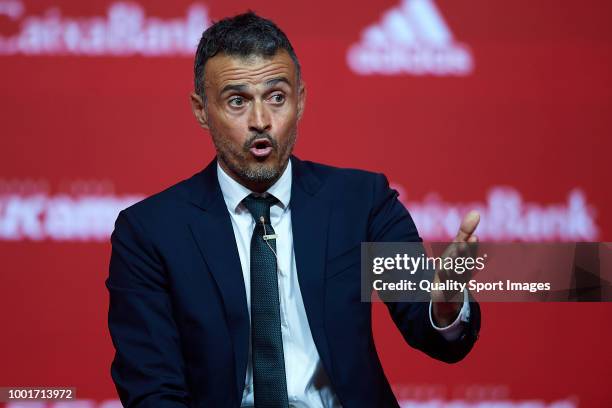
242;193;288;408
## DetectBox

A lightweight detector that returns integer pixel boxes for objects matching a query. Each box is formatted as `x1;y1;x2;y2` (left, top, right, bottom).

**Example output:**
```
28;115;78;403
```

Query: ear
190;92;209;130
297;82;306;121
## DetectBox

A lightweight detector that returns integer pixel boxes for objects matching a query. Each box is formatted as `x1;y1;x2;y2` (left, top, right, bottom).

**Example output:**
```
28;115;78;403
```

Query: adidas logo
347;0;474;76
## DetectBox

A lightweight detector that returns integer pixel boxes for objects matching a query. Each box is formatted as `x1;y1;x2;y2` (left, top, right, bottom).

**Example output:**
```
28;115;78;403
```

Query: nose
248;99;271;133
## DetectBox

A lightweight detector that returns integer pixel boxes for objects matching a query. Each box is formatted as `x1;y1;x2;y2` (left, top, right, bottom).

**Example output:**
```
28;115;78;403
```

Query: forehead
204;50;297;91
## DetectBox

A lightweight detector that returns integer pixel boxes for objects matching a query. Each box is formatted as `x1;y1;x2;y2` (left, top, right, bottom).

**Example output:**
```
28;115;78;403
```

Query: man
106;11;481;408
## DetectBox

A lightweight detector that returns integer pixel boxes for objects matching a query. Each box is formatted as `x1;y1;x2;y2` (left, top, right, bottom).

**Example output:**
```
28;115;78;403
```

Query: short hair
193;11;301;102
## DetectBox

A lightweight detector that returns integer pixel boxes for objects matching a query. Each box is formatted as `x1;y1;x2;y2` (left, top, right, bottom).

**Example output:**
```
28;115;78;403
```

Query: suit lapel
187;158;249;403
289;156;335;378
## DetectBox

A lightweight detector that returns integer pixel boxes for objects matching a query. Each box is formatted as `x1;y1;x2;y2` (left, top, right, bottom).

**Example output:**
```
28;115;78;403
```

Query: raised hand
431;210;480;327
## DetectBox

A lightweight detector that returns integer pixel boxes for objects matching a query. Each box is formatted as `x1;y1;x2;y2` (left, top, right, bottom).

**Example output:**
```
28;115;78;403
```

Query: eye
228;96;245;108
269;93;285;104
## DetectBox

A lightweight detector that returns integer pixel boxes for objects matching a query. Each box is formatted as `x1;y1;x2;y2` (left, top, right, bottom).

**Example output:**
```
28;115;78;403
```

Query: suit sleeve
367;173;481;363
106;210;191;407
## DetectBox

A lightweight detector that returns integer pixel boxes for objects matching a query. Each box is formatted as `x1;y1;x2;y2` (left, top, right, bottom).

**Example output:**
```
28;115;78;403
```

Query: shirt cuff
429;289;470;341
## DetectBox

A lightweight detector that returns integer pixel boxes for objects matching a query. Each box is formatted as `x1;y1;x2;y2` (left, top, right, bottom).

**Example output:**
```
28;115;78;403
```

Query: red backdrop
1;0;611;406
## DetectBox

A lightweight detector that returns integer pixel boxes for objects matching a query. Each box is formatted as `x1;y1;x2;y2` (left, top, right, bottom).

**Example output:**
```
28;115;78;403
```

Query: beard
210;125;297;185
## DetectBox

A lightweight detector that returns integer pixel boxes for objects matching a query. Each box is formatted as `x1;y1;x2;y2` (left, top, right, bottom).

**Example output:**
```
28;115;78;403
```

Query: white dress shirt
216;160;470;408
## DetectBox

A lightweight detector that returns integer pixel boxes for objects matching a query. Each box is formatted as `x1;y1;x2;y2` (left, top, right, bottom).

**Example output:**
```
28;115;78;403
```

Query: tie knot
242;193;278;224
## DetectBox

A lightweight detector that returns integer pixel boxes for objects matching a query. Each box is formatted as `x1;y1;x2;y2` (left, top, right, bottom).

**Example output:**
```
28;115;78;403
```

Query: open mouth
249;138;274;158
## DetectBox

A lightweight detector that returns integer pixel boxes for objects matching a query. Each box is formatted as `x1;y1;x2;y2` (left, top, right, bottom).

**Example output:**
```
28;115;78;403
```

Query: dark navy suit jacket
106;155;481;408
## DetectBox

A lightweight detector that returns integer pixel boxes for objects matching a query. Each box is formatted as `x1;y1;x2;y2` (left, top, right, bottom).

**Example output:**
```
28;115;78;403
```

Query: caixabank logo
0;1;210;56
347;0;473;76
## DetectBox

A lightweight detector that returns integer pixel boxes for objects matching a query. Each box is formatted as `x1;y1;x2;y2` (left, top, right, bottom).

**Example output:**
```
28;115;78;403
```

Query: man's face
190;50;305;191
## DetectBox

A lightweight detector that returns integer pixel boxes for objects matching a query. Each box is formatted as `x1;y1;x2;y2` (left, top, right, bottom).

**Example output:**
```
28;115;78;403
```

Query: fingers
454;210;480;242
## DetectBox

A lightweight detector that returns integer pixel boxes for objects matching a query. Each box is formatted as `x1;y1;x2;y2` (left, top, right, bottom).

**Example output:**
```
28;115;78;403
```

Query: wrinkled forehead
203;50;298;92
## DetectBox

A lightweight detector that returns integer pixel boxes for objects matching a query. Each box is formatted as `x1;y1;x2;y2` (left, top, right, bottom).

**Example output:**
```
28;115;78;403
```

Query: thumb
454;210;480;242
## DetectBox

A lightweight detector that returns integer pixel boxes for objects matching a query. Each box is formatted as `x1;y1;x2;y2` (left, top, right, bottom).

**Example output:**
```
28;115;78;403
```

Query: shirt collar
216;159;292;213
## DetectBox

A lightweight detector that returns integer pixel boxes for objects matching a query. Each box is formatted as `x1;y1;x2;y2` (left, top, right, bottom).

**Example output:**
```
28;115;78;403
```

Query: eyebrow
219;77;291;96
220;84;247;95
264;77;291;88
